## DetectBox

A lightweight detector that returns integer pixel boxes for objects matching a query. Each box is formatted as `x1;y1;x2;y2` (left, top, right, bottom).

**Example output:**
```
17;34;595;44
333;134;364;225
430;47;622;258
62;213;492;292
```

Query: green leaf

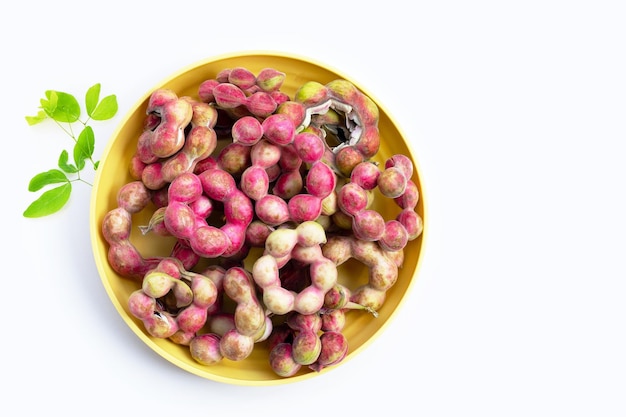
40;91;58;115
44;90;80;123
23;183;72;218
28;169;69;192
25;110;48;126
58;150;78;173
85;83;101;116
74;126;95;170
90;94;118;120
94;160;100;170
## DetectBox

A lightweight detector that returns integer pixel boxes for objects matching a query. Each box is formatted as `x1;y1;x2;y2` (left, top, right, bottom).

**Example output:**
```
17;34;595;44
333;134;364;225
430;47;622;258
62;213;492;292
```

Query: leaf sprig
24;84;118;218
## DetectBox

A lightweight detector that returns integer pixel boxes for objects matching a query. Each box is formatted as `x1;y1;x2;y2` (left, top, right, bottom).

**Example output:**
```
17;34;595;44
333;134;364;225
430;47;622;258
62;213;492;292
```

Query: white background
3;1;625;415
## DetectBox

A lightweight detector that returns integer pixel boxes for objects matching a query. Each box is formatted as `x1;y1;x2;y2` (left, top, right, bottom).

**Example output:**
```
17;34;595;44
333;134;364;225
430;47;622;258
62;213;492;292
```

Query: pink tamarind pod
128;290;179;338
184;97;218;128
250;139;282;168
116;181;152;214
350;161;380;190
102;207;160;281
394;180;419;210
190;333;223;365
379;220;409;252
240;165;270;201
228;67;257;90
217;142;251;177
305;161;336;199
141;161;166;191
276;100;306;126
135;130;160;164
213;83;247;109
223;267;266;337
309;331;349;372
352;209;386;241
256;68;286;92
129;155;146;180
377;166;408;199
197;168;254;257
167;172;203;204
149;98;193;158
161;125;218;183
396;209;424;241
293;131;325;164
255;194;290;227
232;116;264;146
337;182;368;216
293;78;382;177
198;79;219;103
269;343;302;377
288;194;323;223
245;91;277;118
262;113;296;146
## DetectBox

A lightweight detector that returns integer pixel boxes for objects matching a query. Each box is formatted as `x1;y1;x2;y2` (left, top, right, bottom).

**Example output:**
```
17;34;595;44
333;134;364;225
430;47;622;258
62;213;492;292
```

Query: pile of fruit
101;66;423;377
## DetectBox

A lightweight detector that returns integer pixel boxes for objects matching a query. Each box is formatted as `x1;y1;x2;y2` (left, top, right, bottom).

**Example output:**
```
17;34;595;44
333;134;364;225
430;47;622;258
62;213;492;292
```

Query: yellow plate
90;50;427;385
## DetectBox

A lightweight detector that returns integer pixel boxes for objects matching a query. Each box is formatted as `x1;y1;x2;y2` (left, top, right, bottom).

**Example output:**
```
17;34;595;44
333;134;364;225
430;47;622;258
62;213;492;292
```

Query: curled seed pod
148;94;193;159
128;291;178;338
222;267;266;337
252;222;336;316
293;79;381;177
102;207;160;281
161;125;217;183
322;235;400;312
170;271;219;343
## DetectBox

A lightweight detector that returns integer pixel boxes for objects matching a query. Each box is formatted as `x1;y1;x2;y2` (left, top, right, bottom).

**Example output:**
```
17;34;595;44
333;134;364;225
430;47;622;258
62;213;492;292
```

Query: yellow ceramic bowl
90;51;427;385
